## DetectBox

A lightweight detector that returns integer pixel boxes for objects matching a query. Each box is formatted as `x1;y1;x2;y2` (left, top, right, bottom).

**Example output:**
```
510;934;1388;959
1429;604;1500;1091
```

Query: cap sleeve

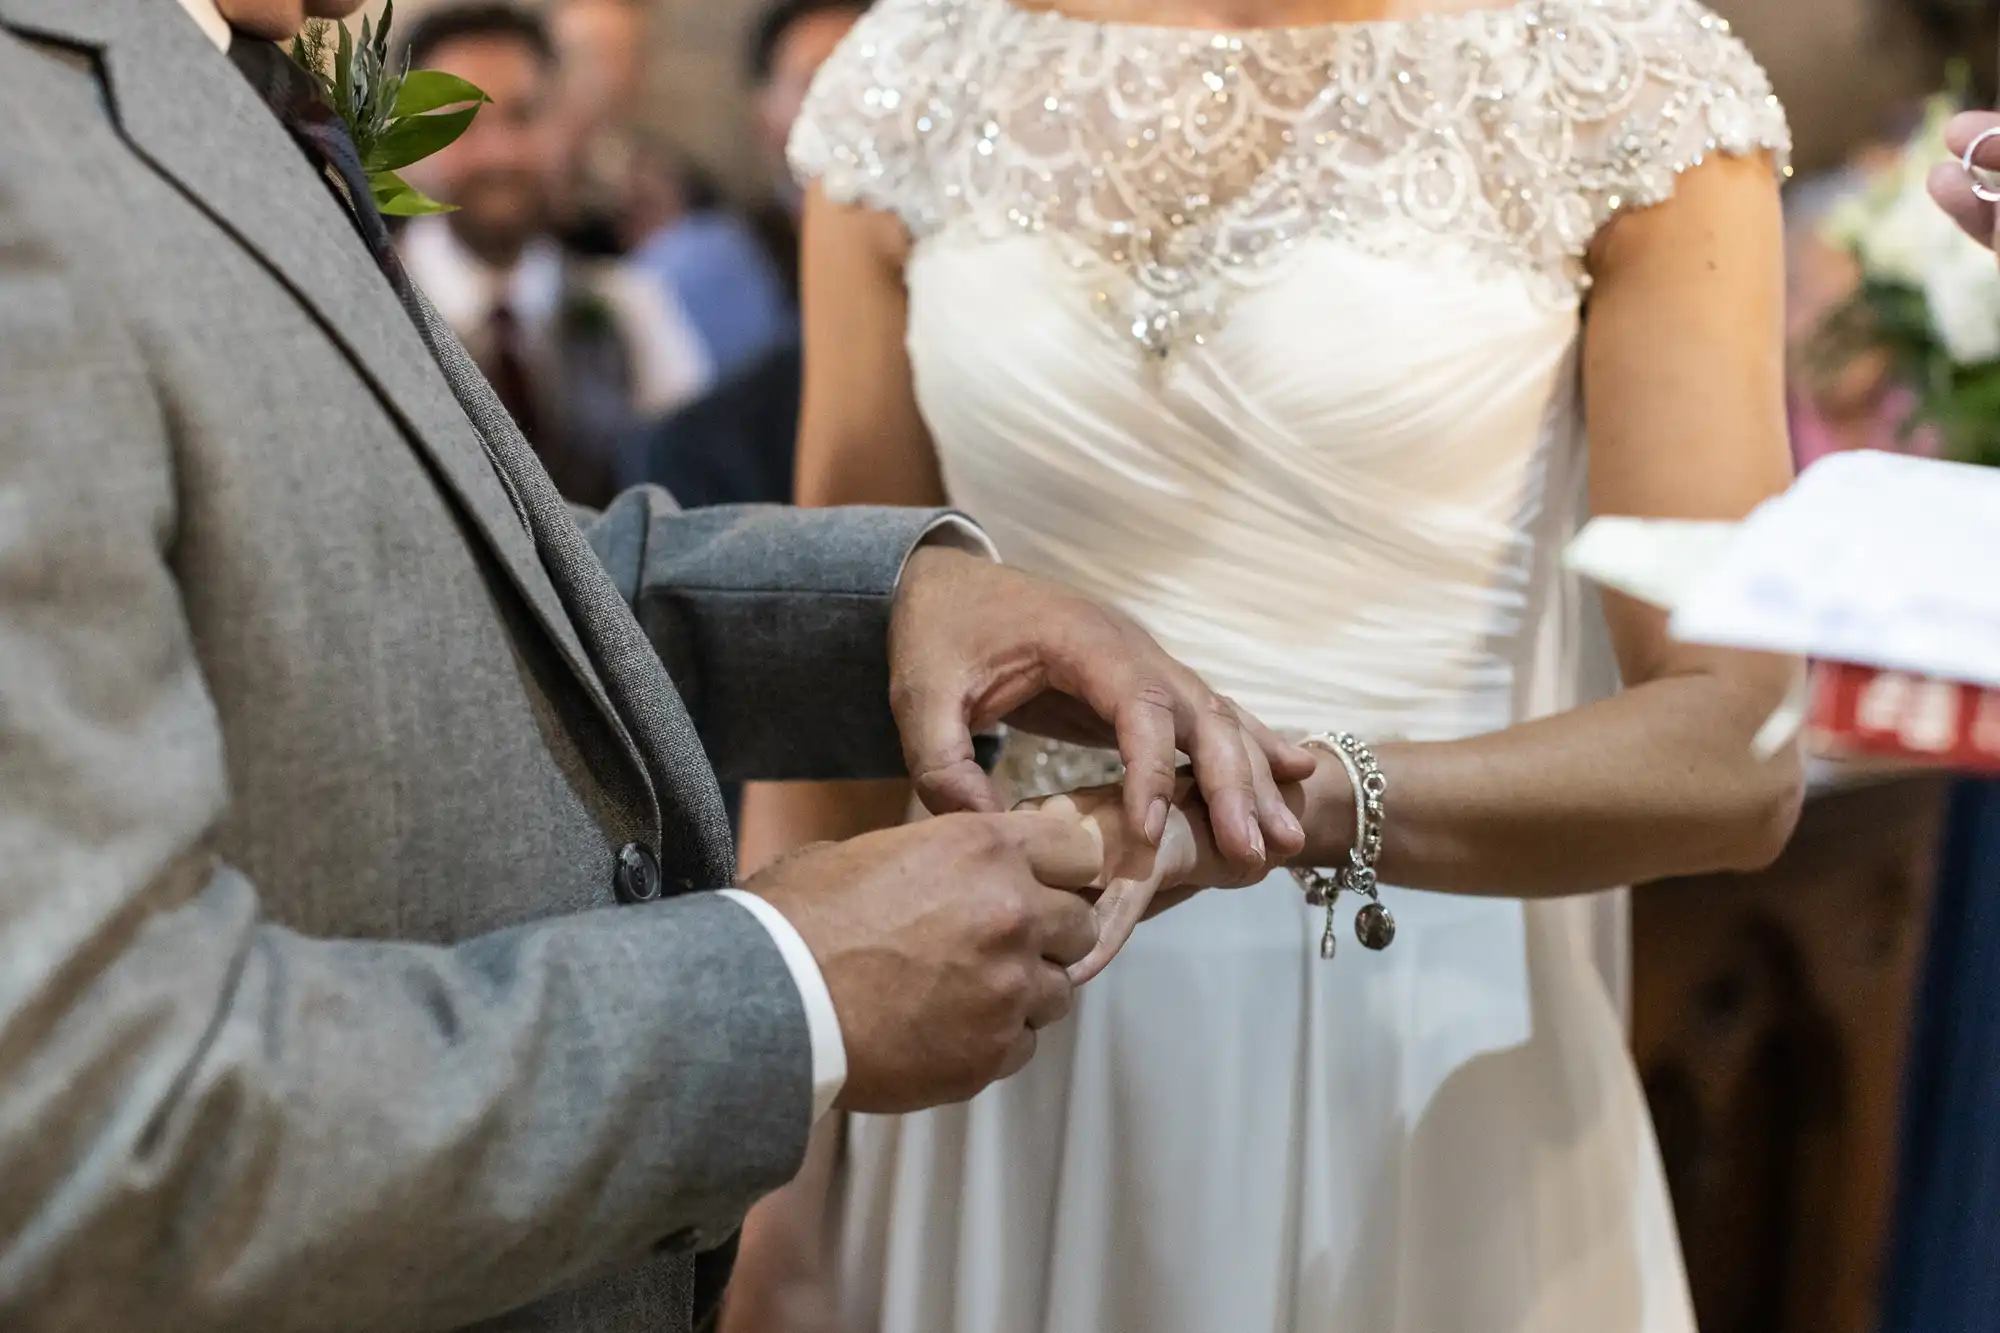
786;0;950;232
1563;0;1791;247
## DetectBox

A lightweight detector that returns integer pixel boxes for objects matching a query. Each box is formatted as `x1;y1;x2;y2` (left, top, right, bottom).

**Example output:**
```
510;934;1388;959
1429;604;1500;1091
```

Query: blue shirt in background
629;211;795;381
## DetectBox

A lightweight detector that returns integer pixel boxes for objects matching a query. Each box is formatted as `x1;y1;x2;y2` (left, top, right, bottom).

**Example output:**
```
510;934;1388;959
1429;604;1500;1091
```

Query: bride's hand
1018;780;1272;984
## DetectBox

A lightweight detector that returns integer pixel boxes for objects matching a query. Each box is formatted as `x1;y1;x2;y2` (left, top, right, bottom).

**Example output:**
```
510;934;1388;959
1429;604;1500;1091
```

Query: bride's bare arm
726;188;939;1333
1269;152;1804;898
736;188;944;875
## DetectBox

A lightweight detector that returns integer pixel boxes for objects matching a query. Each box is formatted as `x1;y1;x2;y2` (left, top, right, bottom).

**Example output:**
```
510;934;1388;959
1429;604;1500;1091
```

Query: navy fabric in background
1881;778;2000;1333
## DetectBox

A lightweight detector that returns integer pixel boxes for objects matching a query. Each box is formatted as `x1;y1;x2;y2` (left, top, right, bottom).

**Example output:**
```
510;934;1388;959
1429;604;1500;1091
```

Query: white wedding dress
790;1;1789;1328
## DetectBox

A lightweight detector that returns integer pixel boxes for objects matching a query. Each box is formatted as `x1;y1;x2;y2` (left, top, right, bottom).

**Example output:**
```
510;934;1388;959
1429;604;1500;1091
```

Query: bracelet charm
1290;732;1395;961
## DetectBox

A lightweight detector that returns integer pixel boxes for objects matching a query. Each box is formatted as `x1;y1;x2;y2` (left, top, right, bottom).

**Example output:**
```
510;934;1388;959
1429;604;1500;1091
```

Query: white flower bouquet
1819;77;2000;467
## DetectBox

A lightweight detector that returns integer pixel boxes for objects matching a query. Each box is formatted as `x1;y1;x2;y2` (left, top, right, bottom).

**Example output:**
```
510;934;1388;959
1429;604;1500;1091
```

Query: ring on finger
1963;127;2000;203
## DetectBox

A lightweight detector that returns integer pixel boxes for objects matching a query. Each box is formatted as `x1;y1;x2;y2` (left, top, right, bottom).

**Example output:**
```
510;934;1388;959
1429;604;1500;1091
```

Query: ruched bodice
908;233;1584;738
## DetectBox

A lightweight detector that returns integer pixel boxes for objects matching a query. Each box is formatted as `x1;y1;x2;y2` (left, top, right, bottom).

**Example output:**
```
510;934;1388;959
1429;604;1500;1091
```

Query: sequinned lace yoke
790;0;1790;355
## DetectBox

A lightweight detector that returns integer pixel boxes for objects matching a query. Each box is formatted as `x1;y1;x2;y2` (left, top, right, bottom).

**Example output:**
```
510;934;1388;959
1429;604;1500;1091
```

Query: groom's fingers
1238;709;1319;784
913;754;1001;816
1110;686;1183;847
1175;692;1268;869
1227;698;1308;862
996;1029;1039;1081
1008;810;1105;891
1067;806;1197;984
897;676;1004;816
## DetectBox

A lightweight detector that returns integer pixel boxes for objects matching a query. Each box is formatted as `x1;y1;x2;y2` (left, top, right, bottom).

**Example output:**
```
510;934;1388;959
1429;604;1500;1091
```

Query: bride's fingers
1067;809;1198;984
1011;792;1120;889
1236;706;1317;784
1064;872;1158;986
1143;886;1203;919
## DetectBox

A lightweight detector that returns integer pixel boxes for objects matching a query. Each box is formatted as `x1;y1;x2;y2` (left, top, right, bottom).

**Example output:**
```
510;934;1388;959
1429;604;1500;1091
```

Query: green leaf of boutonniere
289;0;490;215
366;104;482;175
372;172;455;218
331;19;356;123
394;70;490;119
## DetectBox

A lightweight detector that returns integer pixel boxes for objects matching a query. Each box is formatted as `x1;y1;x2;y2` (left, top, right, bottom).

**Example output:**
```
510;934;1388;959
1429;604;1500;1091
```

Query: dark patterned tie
484;300;542;442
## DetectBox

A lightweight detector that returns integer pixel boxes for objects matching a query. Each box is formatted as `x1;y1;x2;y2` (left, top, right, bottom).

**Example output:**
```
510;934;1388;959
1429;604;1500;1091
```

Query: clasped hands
1009;776;1278;978
891;545;1328;973
749;545;1336;1112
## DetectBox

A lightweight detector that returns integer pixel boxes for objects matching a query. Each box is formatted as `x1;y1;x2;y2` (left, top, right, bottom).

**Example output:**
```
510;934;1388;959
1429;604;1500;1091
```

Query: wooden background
1634;777;1946;1333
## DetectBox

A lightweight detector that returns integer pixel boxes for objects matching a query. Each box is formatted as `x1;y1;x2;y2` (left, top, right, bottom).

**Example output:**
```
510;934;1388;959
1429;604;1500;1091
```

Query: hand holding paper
1567;450;2000;772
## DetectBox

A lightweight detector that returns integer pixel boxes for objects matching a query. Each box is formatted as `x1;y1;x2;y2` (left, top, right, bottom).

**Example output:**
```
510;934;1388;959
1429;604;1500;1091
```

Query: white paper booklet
1568;450;2000;689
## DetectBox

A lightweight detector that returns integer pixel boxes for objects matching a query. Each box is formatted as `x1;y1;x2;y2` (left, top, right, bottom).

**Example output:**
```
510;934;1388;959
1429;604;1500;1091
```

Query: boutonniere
289;1;490;217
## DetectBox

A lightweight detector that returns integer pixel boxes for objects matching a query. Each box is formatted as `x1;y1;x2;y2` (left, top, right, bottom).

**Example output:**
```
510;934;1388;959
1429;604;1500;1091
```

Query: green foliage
288;1;490;218
1815;279;2000;469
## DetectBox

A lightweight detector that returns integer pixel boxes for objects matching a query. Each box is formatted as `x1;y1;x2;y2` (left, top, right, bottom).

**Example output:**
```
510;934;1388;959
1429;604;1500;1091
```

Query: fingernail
1243;816;1266;863
1145;799;1168;845
1279;806;1304;841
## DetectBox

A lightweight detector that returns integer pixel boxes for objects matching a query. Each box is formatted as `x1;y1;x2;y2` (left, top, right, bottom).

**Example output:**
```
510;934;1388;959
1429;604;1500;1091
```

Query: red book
1810;661;2000;774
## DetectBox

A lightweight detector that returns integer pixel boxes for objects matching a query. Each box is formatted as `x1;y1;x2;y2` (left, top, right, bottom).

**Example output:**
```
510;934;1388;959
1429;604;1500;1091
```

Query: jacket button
615;843;663;903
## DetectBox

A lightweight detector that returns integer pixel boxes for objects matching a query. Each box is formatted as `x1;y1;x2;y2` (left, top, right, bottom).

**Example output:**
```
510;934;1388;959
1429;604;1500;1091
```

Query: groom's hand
890;546;1314;875
748;811;1102;1112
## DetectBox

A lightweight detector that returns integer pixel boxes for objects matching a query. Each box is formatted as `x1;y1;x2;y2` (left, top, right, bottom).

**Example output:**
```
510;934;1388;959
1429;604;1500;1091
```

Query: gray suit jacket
0;2;946;1329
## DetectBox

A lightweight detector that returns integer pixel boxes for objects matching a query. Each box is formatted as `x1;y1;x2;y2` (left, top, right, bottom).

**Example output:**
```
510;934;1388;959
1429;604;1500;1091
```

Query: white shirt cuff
898;514;999;583
716;888;847;1122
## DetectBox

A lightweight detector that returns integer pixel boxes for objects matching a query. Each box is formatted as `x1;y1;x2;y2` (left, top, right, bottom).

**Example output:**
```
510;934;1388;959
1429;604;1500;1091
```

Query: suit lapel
0;0;650;789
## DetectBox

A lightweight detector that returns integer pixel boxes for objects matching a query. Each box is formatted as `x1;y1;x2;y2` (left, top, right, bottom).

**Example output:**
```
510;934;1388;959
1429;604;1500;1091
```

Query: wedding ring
1962;126;2000;204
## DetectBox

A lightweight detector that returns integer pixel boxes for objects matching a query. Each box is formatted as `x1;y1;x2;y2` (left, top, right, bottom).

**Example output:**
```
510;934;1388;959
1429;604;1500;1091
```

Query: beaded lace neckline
991;0;1538;38
791;0;1791;356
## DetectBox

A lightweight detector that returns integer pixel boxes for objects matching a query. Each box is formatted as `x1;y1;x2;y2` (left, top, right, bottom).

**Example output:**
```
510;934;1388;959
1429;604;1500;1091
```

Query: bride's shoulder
1510;0;1793;265
1509;0;1792;153
1407;0;1792;294
785;0;971;224
1503;0;1792;168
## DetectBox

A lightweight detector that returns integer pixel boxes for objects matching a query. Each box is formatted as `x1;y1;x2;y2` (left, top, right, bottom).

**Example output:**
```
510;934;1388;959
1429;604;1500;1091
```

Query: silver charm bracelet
1289;733;1395;960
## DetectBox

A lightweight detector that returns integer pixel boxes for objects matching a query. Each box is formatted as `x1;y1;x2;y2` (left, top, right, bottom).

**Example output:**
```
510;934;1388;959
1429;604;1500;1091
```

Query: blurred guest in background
399;3;712;506
546;0;651;255
621;0;867;506
624;132;795;380
635;337;802;508
744;0;868;301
